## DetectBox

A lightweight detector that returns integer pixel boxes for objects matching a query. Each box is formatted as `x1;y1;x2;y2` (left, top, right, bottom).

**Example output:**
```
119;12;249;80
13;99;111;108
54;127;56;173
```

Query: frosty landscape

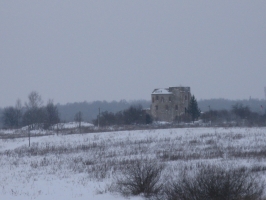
1;126;266;199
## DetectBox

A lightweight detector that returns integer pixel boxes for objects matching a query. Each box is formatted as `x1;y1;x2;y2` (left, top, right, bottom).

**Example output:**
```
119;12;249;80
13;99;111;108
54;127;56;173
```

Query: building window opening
175;105;178;110
156;96;159;101
156;105;158;110
152;97;154;103
169;97;171;102
161;97;164;103
185;95;187;100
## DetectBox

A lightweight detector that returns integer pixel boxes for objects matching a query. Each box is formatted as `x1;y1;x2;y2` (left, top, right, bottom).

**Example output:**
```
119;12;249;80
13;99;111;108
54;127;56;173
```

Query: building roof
152;88;172;95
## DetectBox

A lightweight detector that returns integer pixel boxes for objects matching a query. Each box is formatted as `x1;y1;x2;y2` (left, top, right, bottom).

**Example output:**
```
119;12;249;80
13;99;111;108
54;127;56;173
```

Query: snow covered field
0;127;266;200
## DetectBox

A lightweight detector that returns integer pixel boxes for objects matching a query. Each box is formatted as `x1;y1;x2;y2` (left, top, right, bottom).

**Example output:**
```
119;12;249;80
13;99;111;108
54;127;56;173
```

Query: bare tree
25;91;43;109
15;99;22;128
231;103;251;120
2;107;17;129
2;99;23;129
23;91;45;129
74;111;83;132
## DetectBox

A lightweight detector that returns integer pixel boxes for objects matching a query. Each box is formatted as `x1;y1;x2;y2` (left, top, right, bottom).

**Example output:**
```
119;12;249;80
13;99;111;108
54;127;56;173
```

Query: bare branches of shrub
165;165;264;200
115;160;164;198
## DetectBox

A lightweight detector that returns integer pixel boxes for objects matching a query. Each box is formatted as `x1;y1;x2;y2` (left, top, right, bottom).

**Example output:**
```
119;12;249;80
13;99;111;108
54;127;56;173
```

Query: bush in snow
165;165;264;200
115;160;164;198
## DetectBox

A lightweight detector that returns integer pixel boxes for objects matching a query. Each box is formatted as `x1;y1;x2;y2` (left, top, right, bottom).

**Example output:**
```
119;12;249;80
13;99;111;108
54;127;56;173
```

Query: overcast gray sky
1;1;265;107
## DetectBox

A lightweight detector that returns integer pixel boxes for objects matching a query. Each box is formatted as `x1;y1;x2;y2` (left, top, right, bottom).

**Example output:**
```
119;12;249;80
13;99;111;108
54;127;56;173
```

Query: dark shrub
116;160;164;198
166;165;264;200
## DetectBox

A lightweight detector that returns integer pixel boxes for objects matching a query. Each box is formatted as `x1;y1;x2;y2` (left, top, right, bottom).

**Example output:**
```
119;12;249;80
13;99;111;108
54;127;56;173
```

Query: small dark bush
165;165;264;200
116;160;164;198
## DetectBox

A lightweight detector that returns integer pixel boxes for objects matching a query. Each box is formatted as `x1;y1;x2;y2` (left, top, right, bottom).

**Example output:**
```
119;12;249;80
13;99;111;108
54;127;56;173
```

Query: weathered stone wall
151;87;191;122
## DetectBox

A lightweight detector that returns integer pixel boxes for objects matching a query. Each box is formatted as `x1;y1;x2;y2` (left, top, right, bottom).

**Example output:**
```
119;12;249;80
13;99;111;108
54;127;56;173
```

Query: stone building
150;86;191;122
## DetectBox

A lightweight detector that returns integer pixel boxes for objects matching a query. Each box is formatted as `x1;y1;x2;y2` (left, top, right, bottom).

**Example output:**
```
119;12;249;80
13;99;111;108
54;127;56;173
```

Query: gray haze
1;1;265;107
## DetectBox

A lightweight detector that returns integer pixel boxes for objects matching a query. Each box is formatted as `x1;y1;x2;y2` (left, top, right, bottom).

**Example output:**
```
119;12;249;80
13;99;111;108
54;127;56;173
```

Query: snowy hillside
0;127;266;199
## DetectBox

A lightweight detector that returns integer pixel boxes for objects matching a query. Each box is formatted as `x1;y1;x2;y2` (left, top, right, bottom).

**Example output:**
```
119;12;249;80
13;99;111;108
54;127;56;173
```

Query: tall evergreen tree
187;95;201;122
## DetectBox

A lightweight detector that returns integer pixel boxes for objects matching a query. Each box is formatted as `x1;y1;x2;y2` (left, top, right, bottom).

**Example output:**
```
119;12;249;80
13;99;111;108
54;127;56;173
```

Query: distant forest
56;98;266;122
56;100;151;122
0;98;265;127
198;98;266;113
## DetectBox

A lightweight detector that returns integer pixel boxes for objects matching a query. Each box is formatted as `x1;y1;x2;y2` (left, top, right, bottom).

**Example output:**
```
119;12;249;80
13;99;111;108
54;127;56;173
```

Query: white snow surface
0;122;94;135
1;127;266;199
53;122;94;129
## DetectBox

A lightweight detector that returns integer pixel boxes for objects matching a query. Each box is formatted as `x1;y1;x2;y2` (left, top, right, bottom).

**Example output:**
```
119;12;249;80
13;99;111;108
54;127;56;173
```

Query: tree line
177;96;266;126
180;96;266;126
2;91;60;129
201;102;266;126
55;98;265;122
56;99;151;122
92;105;152;126
0;92;153;129
92;95;201;126
1;92;265;128
198;98;266;113
2;97;265;123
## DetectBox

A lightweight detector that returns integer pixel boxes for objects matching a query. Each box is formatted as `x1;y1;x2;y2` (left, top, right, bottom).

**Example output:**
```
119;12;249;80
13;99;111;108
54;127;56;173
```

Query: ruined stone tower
150;86;191;122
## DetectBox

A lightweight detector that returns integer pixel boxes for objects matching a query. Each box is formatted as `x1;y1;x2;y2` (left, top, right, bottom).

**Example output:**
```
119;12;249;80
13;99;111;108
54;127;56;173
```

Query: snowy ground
52;122;94;129
0;127;266;199
0;122;94;135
